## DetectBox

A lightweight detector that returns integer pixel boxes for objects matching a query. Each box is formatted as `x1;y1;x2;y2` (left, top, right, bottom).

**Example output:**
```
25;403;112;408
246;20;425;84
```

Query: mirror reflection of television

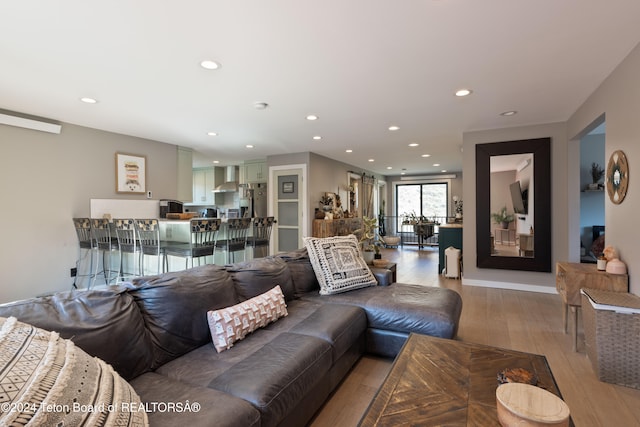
510;181;528;214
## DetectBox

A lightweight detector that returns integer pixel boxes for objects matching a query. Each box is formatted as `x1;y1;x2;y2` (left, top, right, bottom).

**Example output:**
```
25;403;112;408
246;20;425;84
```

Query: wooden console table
359;334;571;426
312;218;362;238
556;262;628;351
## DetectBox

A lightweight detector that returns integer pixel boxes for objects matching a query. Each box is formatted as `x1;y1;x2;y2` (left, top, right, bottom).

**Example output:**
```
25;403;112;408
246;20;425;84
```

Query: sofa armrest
370;267;393;286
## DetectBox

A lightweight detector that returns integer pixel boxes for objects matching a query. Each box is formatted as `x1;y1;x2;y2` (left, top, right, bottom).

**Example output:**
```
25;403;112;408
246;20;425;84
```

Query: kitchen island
159;218;256;271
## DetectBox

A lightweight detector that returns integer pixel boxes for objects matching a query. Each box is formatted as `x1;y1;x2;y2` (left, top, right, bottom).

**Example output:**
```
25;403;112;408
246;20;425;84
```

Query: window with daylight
396;183;448;229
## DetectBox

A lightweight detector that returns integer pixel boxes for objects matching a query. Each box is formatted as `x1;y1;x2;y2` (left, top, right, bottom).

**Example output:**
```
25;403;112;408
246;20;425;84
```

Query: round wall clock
606;150;629;204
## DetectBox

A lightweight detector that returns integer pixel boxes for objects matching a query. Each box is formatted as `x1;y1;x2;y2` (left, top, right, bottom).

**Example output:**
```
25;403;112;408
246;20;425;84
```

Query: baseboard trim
461;278;558;294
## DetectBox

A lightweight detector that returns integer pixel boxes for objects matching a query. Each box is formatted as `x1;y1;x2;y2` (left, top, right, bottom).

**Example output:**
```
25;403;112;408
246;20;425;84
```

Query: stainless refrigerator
240;183;268;217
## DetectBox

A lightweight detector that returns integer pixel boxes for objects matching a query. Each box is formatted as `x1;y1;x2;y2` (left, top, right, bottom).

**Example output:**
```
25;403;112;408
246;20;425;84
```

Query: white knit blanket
0;317;148;427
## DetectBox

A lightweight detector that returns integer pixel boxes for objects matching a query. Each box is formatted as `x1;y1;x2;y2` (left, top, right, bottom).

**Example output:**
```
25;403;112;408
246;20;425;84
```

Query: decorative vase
362;251;374;264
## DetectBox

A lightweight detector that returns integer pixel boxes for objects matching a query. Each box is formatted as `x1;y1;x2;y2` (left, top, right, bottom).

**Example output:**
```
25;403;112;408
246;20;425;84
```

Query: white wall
568;42;640;295
0;121;179;303
462;122;569;291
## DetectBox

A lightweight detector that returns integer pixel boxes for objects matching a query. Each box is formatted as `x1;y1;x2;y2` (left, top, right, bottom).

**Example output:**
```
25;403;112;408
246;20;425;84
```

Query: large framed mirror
476;138;551;272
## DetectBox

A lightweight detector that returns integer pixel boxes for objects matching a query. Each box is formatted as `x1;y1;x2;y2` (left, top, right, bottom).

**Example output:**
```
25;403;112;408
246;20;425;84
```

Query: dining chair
247;216;276;259
113;218;141;282
215;218;252;264
164;218;221;270
135;218;166;275
90;218;120;286
72;218;98;289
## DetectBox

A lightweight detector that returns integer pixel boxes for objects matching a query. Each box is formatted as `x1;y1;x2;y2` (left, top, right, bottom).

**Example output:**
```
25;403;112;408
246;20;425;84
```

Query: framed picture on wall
116;152;146;194
282;181;294;193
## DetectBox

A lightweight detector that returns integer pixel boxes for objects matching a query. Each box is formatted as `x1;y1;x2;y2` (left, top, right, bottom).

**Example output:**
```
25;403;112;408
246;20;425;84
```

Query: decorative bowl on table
496;383;570;427
372;259;390;268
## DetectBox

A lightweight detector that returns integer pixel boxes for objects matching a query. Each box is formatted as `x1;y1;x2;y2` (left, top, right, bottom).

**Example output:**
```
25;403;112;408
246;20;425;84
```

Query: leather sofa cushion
209;332;333;427
131;372;260;427
0;287;152;380
276;248;320;297
153;299;326;388
290;303;366;361
303;283;463;339
129;264;239;369
226;256;296;301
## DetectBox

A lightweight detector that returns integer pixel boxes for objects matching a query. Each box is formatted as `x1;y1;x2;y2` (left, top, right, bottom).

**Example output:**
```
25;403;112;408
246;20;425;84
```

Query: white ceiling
2;1;639;174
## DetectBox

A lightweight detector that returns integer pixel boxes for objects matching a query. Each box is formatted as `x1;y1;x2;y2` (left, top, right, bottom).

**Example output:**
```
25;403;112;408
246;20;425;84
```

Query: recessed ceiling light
433;163;440;167
313;135;322;140
212;160;220;164
386;166;393;170
408;143;419;147
207;131;217;136
254;102;269;110
345;149;353;153
246;144;254;149
401;172;406;175
455;89;472;97
200;60;220;70
441;169;447;173
80;97;98;104
500;110;518;116
421;154;431;158
388;125;400;131
368;159;375;162
306;115;318;121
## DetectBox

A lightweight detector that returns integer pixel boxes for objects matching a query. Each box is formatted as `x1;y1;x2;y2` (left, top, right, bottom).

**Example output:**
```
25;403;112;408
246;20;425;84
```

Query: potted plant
319;195;333;211
355;216;377;264
491;206;515;229
589;162;605;190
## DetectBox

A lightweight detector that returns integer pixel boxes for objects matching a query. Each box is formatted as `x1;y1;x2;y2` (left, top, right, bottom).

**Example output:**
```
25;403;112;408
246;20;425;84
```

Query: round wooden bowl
372;259;390;267
496;383;570;427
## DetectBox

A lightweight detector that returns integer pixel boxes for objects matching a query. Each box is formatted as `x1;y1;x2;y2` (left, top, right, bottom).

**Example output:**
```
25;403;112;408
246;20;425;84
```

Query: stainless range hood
213;166;239;193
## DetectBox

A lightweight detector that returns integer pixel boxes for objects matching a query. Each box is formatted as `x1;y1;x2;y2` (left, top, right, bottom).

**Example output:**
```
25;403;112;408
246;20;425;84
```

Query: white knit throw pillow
304;234;377;295
0;316;148;427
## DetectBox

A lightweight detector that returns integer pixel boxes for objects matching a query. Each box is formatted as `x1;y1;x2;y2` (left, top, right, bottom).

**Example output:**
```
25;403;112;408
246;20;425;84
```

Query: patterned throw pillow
0;316;148;427
207;285;288;353
303;234;377;295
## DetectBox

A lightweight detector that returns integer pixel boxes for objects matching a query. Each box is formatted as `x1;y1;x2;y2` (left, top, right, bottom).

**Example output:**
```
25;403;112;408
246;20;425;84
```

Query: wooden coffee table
359;333;573;426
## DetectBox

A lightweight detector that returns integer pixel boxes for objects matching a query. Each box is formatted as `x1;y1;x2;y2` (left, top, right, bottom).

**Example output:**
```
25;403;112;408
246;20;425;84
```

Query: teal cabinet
439;225;462;273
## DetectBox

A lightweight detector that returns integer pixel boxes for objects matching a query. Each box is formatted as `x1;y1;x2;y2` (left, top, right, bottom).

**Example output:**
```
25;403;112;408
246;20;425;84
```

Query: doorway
579;122;606;262
270;165;307;253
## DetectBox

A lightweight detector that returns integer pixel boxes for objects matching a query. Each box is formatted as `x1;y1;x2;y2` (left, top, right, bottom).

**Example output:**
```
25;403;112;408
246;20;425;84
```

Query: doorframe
268;164;308;254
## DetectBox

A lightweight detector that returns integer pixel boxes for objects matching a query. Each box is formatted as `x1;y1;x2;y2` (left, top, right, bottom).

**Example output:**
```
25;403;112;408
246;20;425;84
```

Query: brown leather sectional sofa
0;248;462;427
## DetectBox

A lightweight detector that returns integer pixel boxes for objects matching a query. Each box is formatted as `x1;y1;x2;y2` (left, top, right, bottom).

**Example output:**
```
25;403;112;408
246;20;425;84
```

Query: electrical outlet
70;267;77;277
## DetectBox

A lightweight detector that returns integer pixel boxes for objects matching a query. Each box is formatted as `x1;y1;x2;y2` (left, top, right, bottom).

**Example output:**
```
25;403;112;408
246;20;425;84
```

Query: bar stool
91;218;120;286
215;218;251;264
113;218;141;282
72;218;98;289
135;219;166;275
247;217;275;259
164;218;221;271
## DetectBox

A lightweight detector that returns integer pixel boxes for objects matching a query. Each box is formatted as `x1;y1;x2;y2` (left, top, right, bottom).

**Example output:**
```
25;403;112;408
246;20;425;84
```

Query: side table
370;262;397;285
556;262;628;351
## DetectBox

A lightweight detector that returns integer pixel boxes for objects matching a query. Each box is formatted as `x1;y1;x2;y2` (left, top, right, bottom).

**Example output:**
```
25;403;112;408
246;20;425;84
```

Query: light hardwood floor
310;246;640;427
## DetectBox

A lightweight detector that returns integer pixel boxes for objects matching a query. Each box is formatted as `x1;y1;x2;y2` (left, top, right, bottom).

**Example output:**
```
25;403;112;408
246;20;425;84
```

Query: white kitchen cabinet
245;161;266;183
192;168;217;204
